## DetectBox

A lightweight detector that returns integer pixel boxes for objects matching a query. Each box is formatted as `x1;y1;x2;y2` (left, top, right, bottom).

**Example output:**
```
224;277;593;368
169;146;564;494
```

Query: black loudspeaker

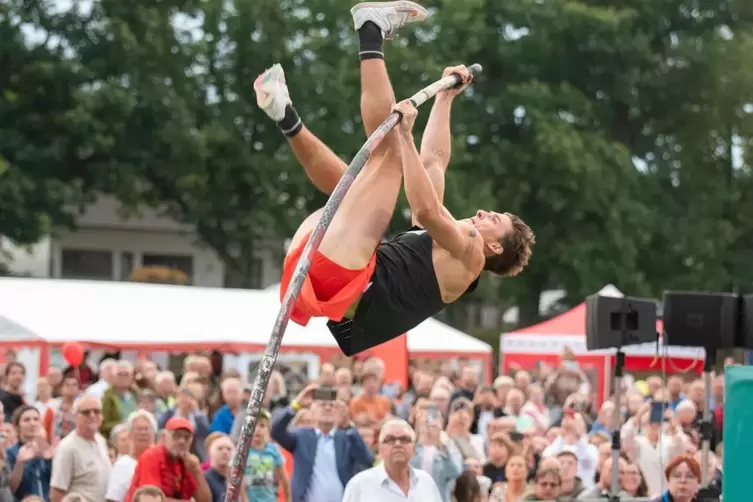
662;291;739;350
586;295;658;350
740;294;753;349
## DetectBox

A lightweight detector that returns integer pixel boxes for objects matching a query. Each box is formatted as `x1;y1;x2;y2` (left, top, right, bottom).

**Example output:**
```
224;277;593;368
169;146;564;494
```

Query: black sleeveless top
327;227;480;356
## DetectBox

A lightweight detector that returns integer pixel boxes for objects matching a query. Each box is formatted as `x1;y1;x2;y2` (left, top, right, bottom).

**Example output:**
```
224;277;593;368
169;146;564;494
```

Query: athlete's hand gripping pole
225;63;483;502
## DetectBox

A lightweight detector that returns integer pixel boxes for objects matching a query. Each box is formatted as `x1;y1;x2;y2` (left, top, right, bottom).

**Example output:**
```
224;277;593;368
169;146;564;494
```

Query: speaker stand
700;350;716;486
609;350;625;501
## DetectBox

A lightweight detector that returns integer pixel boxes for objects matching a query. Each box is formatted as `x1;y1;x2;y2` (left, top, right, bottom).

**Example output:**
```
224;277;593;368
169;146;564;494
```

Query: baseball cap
165;417;194;434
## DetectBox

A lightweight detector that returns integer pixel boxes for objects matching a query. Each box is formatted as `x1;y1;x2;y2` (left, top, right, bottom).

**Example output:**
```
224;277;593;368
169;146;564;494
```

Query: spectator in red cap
123;417;210;502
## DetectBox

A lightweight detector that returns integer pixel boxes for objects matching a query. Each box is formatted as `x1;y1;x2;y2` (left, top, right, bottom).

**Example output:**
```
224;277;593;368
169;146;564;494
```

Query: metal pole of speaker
610;350;625;500
700;349;716;486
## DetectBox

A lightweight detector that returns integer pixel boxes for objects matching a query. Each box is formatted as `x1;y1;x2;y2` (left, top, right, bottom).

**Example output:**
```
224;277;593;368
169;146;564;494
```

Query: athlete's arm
419;94;453;203
396;102;481;265
412;65;473;226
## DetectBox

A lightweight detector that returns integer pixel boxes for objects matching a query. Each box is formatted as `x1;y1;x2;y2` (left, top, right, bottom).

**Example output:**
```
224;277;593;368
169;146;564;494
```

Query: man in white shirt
621;401;688;496
86;359;117;399
105;410;158;502
50;395;112;502
542;411;598;488
343;419;442;502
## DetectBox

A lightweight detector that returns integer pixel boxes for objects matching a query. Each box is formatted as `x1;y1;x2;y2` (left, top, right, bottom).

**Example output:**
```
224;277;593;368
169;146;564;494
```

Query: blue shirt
6;443;51;501
305;430;344;502
204;468;226;502
209;405;235;434
245;442;283;502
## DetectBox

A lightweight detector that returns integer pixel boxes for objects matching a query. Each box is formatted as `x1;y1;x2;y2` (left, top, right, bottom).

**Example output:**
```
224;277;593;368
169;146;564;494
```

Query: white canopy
0;278;490;354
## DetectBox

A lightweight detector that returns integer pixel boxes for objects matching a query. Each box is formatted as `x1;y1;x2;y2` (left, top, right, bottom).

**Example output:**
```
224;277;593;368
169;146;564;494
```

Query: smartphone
425;404;439;424
649;401;668;424
508;431;524;443
314;386;337;401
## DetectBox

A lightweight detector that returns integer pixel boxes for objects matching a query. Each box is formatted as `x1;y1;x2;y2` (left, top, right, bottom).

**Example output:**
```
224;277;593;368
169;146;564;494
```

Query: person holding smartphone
410;405;462;502
271;384;374;502
541;411;598;488
620;399;689;496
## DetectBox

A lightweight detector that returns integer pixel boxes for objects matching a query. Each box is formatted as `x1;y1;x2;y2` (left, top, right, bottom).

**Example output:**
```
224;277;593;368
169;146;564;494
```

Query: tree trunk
516;274;546;327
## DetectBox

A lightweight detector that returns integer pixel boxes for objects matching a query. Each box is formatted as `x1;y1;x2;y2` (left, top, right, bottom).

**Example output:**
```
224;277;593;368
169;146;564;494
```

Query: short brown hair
5;362;25;378
536;467;562;484
489;433;515;453
484;213;535;277
133;485;165;501
203;431;226;453
11;405;39;429
665;454;701;481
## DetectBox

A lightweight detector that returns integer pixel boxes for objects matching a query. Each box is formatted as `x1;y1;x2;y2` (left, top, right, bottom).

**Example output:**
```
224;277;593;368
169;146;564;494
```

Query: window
60;249;113;280
141;253;194;282
224;257;263;289
120;252;134;280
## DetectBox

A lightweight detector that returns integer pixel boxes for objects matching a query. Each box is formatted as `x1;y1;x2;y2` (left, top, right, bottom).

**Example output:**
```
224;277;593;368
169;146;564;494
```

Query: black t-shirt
484;462;506;483
0;389;24;421
204;468;226;502
327;228;479;356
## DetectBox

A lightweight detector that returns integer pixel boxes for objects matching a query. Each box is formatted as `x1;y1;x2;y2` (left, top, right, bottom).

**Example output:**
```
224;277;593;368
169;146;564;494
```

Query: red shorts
280;232;377;326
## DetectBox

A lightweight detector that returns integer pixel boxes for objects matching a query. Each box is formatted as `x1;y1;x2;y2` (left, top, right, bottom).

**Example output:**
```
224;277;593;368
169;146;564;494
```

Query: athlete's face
470;210;510;255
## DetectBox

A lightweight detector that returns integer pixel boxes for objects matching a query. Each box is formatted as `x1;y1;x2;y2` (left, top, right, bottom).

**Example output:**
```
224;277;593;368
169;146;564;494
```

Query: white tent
0;278;490;355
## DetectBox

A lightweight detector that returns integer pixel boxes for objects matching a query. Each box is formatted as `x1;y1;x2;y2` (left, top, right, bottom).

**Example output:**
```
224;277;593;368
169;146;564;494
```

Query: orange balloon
61;342;84;367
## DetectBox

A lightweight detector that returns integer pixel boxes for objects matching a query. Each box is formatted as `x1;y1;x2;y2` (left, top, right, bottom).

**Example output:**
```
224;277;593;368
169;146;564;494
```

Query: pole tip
468;63;483;76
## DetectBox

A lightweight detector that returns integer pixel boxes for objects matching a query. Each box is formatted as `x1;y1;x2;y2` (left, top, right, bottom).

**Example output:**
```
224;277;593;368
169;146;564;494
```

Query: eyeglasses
670;472;698;481
170;431;193;441
382;435;413;445
78;409;102;416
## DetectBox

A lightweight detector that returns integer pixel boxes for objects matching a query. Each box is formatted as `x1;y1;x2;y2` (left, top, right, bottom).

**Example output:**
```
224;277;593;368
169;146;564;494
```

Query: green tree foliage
3;0;753;325
0;2;116;245
427;0;753;322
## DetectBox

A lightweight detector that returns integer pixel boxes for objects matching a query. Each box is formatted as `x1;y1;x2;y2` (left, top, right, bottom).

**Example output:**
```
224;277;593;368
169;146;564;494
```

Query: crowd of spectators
0;349;728;502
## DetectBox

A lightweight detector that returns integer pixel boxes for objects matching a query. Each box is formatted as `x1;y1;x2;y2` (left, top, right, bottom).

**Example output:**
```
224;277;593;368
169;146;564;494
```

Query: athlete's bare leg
287;127;346;195
256;2;428;269
314;2;428;268
254;65;346;195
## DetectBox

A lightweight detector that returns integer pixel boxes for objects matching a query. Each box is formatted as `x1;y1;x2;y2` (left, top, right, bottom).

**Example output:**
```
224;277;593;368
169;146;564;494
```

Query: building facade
3;196;282;288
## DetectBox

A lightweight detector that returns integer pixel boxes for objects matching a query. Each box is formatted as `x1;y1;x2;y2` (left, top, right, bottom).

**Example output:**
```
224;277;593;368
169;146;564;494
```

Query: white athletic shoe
351;1;429;39
253;63;291;122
